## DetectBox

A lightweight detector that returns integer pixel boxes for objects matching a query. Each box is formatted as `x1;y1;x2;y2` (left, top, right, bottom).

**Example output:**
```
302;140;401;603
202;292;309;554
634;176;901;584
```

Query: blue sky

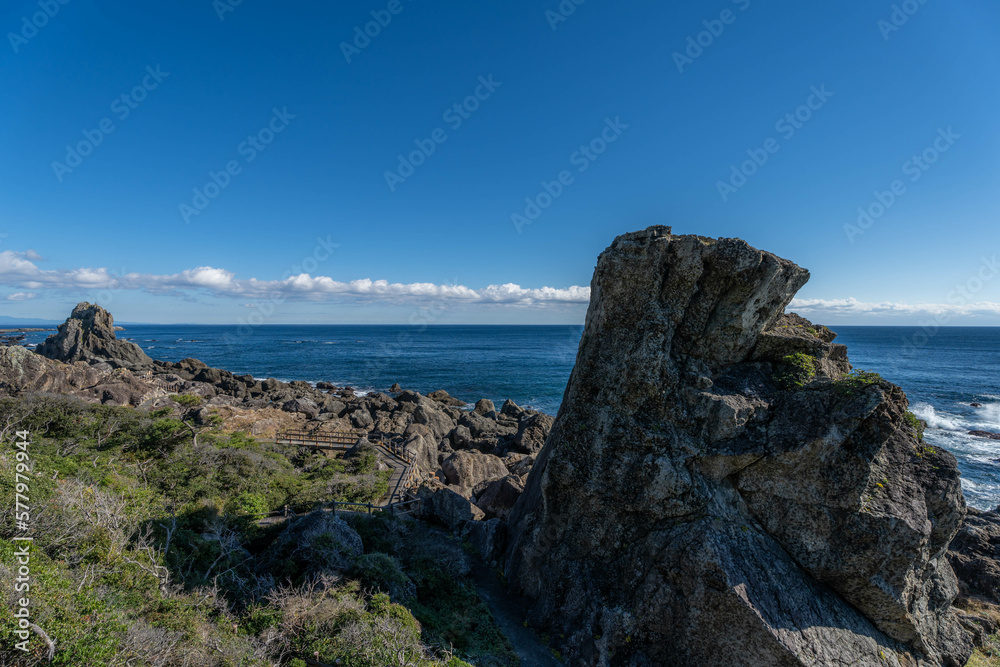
1;0;999;325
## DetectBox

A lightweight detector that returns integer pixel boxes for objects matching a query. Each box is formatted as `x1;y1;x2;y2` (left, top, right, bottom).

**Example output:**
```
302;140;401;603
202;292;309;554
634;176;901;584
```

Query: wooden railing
275;428;420;506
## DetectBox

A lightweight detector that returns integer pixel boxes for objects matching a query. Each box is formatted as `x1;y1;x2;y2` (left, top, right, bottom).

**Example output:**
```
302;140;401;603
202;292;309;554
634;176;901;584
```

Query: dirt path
471;564;562;666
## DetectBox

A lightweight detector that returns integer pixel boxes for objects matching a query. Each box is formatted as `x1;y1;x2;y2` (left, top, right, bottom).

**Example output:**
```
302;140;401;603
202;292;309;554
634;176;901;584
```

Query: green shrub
834;369;884;396
172;393;202;407
773;353;816;390
224;491;269;517
904;411;925;441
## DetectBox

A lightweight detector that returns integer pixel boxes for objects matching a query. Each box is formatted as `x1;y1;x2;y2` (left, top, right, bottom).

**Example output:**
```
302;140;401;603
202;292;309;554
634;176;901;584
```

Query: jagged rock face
35;302;152;369
503;227;972;666
948;507;1000;606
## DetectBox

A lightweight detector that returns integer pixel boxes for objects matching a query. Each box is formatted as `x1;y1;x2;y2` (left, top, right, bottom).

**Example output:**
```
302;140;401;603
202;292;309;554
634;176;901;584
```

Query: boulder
0;345;103;396
422;488;484;531
474;398;496;416
390;382;402;393
500;399;525;420
458;411;501;440
349;409;374;430
413;404;456;442
510;412;553;454
463;517;504;562
281;398;319;419
450;424;473;449
442;450;508;495
427;389;466;406
503;227;973;666
948;507;1000;605
475;474;525;521
35;302;152;369
405;434;439;472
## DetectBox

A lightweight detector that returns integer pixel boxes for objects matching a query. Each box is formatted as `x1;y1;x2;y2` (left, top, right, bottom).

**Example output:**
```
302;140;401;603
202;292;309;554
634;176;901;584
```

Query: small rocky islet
1;226;998;666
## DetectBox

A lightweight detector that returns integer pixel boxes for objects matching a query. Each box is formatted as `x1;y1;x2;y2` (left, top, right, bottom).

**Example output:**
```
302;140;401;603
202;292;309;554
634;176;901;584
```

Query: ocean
14;324;1000;510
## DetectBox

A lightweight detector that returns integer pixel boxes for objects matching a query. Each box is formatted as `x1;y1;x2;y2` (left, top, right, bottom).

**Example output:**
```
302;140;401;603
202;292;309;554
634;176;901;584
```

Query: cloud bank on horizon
3;249;1000;324
0;250;588;307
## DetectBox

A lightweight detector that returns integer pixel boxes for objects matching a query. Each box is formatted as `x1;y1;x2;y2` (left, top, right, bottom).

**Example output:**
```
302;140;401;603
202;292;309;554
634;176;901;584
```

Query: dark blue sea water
16;324;1000;509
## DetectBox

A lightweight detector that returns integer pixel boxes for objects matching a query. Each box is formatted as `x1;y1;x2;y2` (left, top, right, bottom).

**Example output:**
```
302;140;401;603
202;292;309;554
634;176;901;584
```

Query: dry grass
211;406;306;437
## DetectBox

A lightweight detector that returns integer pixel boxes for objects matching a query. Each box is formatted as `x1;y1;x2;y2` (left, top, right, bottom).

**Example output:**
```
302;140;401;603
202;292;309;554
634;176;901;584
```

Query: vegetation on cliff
0;394;515;666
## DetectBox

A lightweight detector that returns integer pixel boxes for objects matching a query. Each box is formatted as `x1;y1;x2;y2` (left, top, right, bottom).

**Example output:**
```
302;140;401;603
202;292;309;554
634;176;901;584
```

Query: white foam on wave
911;403;965;432
969;402;1000;430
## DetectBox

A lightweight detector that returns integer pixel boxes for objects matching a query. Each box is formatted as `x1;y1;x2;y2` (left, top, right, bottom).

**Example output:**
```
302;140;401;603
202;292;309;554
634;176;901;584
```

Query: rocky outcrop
503;227;973;666
475;474;525;520
35;302;152;369
442;451;509;496
422;487;485;530
948;507;1000;606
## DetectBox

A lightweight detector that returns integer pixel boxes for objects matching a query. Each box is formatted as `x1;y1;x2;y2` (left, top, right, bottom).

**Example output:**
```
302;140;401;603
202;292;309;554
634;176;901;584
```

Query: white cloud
0;251;590;307
788;297;1000;319
4;292;36;301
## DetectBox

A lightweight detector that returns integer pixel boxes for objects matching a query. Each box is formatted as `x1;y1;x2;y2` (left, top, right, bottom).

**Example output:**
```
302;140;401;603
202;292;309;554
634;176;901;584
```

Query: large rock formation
503;227;973;666
35;302;152;368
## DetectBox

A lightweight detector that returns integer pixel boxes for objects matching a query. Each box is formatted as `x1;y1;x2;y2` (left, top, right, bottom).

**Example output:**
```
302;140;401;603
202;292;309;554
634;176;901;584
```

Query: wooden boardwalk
270;427;420;514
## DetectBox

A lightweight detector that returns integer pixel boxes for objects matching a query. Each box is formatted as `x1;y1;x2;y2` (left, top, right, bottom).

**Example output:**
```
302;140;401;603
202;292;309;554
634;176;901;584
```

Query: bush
904;411;925;441
225;491;269;517
773;353;816;390
173;393;203;407
834;369;884;396
0;394;513;666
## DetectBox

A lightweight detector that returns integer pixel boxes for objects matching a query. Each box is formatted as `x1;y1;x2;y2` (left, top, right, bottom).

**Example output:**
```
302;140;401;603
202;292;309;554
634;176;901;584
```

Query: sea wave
911;403;965;431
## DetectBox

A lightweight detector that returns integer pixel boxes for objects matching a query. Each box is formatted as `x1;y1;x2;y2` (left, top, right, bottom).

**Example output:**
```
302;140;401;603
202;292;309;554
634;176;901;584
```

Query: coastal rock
427;389;465;406
441;450;508;496
281;398;319;419
422;487;484;531
413;404;455;442
463;517;504;562
968;431;1000;441
475;474;525;521
0;345;101;395
405;434;438;472
500;399;525;420
503;226;972;666
35;302;152;369
948;507;1000;605
450;424;473;449
349;409;373;430
510;412;554;454
474;398;496;416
